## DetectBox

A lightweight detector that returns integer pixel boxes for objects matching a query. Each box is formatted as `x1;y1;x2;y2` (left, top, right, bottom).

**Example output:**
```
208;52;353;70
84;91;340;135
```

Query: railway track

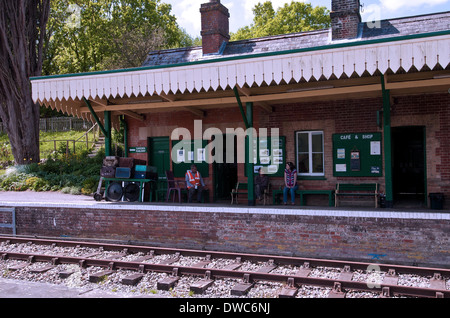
0;235;449;298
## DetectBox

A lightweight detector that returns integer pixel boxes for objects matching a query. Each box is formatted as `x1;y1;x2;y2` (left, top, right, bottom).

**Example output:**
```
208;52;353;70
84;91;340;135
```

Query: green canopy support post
233;86;250;129
381;75;393;208
233;87;255;206
120;116;128;157
104;110;112;157
246;102;255;206
82;97;107;136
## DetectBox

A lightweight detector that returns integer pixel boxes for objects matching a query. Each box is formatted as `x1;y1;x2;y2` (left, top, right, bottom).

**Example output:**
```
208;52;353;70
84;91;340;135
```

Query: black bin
429;193;444;210
379;194;386;208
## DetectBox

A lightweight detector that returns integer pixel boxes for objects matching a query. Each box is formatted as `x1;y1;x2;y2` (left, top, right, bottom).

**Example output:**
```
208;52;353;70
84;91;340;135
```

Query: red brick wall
126;93;449;208
2;205;448;267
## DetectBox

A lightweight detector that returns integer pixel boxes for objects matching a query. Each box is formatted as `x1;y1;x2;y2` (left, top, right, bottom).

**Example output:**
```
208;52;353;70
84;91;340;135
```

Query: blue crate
115;167;131;178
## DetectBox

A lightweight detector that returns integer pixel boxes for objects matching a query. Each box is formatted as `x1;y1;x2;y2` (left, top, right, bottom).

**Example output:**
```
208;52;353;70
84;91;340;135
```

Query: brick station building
31;0;450;209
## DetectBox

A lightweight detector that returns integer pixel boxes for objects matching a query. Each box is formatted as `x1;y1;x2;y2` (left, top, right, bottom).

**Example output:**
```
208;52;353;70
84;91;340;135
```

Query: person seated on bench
283;162;298;205
185;164;206;203
254;167;269;201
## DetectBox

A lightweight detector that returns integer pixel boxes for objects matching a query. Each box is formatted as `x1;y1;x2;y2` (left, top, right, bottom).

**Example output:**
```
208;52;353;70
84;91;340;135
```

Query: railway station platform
0;191;449;269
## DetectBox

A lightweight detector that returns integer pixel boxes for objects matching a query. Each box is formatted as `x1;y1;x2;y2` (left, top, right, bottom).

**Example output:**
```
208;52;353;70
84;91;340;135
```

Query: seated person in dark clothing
185;164;206;203
254;167;269;201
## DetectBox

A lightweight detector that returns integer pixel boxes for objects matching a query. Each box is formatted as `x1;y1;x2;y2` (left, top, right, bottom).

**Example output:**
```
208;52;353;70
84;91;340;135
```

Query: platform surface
0;191;448;221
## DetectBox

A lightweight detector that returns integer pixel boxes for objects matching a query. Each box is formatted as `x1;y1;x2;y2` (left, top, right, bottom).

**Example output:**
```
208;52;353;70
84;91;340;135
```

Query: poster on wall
245;136;286;177
172;140;209;178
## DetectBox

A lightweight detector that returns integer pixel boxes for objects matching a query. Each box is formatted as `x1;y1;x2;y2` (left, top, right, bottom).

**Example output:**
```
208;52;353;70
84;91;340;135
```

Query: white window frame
296;131;325;177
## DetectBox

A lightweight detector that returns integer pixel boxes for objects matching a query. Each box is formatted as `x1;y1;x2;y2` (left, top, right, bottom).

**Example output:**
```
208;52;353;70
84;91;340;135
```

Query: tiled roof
142;11;450;67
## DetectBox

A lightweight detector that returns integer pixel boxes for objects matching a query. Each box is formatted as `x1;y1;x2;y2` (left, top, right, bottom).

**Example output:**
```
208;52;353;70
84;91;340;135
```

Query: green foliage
0;171;29;191
44;0;195;75
82;176;100;195
231;1;330;41
26;177;51;192
0;140;13;169
0;151;103;194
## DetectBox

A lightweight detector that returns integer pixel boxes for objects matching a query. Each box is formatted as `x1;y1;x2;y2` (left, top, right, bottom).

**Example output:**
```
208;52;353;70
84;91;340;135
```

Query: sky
162;0;450;38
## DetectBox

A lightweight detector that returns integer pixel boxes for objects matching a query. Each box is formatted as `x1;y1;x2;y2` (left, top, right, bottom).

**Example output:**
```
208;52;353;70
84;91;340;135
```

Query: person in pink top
283;162;298;205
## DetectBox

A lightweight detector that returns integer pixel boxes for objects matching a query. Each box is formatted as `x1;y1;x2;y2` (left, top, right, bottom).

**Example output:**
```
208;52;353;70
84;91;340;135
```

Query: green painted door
148;137;170;181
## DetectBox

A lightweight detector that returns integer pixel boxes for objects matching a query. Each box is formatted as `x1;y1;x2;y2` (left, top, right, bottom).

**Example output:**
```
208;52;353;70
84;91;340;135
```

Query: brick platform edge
1;205;449;268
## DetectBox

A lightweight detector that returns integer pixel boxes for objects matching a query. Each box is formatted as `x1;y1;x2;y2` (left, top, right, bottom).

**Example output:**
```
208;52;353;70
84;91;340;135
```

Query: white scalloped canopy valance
32;34;449;104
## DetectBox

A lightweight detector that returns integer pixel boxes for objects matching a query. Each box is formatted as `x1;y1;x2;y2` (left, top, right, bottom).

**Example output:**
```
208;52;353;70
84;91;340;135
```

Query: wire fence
0;117;92;133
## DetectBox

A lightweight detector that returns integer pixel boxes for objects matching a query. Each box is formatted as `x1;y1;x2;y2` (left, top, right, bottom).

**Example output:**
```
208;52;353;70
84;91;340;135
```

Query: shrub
0;151;102;193
61;186;81;195
0;170;28;191
82;176;100;195
0;142;13;168
25;176;49;191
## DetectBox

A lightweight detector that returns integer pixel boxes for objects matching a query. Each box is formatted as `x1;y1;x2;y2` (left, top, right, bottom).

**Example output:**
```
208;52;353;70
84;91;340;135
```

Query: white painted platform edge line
1;201;449;220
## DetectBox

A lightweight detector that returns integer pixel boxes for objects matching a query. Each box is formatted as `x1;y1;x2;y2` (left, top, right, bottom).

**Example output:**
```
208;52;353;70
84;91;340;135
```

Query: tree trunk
3;94;41;165
0;0;50;165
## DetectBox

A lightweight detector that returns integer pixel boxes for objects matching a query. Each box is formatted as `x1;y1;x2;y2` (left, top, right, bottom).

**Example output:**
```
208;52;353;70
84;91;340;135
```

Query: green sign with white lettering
333;133;382;177
128;147;147;153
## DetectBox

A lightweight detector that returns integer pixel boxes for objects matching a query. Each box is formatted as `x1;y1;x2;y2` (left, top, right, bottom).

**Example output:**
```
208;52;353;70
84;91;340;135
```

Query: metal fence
0;117;92;133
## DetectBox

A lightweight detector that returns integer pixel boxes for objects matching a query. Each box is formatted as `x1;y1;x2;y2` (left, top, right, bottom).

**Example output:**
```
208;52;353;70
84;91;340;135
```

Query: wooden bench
231;182;271;205
261;184;271;205
272;189;334;206
231;182;247;204
335;183;379;208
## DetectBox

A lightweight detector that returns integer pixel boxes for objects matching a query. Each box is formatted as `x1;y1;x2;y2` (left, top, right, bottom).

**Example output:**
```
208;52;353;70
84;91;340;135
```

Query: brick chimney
330;0;361;40
200;0;230;55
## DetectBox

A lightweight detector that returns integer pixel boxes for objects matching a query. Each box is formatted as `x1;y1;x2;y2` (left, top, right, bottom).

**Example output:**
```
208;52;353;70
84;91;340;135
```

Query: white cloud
379;0;449;12
166;0;315;36
169;0;204;35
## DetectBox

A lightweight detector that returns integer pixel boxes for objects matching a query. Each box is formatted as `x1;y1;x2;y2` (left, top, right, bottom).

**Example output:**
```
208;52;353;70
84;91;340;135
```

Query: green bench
272;189;335;206
298;190;335;206
335;183;379;208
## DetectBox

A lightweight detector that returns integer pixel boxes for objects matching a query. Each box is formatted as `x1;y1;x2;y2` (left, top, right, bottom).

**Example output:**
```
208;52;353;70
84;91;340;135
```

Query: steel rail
1;250;448;298
1;235;449;277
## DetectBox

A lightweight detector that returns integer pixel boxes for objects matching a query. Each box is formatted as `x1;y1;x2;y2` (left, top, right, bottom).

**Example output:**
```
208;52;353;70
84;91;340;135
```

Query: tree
231;1;330;41
0;0;50;165
44;0;195;75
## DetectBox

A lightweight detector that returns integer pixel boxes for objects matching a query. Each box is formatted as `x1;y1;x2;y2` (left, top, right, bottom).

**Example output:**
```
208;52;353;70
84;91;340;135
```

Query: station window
296;131;324;176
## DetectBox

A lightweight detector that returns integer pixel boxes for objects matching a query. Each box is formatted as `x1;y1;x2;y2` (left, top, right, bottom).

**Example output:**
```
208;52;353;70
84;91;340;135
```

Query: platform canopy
31;31;450;125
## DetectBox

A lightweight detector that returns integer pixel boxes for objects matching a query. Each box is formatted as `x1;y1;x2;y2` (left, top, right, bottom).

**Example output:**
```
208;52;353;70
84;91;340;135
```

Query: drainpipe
381;75;393;208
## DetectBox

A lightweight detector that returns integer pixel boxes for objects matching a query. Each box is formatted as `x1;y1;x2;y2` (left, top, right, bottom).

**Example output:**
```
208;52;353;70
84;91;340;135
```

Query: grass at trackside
0;130;104;194
1;130;96;157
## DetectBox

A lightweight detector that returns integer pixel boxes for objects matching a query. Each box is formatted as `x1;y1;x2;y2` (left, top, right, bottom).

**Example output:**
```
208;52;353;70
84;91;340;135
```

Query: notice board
245;136;286;177
172;140;209;178
333;133;382;177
